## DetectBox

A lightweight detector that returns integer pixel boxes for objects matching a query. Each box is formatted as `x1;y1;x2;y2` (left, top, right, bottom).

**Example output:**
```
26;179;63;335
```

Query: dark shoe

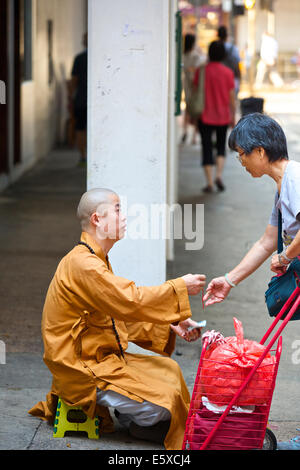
203;185;213;193
181;133;187;143
215;178;225;191
129;420;170;445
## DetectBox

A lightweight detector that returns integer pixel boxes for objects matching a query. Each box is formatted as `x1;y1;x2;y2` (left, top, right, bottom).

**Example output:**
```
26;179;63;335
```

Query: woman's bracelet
278;254;288;266
281;248;294;263
224;273;236;288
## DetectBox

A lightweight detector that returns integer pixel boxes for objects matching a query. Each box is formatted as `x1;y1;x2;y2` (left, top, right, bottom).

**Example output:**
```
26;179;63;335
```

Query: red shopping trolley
182;284;300;451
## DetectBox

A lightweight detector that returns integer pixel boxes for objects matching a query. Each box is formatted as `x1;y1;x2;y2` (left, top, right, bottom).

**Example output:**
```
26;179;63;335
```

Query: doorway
0;0;9;174
0;0;23;178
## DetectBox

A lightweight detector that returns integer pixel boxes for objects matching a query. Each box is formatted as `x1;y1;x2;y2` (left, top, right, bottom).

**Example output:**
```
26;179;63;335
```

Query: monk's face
95;193;127;241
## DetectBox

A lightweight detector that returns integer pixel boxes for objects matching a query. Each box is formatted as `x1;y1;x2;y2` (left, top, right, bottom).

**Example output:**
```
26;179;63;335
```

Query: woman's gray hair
228;113;289;162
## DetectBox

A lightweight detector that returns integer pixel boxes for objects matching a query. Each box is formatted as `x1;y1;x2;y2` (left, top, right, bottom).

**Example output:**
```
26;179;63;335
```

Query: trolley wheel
262;428;277;450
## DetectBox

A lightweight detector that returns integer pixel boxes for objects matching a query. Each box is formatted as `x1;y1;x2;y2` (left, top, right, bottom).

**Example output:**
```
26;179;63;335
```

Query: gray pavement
1;97;300;450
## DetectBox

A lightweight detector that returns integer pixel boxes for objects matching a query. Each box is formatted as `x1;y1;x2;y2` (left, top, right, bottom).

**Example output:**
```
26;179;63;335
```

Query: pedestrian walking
182;33;205;145
195;40;236;192
255;32;284;88
71;33;88;165
218;25;241;96
203;113;300;449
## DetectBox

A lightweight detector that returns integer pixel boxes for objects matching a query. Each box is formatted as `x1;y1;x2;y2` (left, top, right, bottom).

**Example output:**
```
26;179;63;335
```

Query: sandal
203;185;213;193
215;178;225;191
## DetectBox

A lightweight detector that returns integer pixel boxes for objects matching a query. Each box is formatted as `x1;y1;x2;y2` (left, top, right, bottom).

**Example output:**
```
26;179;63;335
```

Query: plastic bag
199;318;276;406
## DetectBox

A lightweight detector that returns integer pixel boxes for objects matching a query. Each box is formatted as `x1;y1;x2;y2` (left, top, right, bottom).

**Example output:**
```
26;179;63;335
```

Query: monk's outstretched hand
182;274;206;295
170;319;202;342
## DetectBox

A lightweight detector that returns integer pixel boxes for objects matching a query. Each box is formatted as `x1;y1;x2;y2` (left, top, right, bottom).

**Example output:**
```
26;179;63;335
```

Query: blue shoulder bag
265;210;300;320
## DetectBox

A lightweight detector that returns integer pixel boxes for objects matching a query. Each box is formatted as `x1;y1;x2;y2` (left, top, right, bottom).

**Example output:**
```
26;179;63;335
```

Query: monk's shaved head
77;188;118;230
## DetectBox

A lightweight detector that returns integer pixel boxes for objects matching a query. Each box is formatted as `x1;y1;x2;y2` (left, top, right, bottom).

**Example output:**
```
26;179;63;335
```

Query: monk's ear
90;212;101;227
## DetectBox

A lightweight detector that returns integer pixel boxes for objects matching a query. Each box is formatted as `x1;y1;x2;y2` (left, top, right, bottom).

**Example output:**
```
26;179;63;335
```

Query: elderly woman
203;112;300;450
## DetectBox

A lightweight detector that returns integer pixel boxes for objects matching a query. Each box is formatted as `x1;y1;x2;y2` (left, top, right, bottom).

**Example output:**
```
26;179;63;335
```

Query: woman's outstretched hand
203;276;232;306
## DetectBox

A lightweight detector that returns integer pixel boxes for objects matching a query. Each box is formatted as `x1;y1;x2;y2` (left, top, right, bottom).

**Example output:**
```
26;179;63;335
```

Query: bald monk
29;188;206;450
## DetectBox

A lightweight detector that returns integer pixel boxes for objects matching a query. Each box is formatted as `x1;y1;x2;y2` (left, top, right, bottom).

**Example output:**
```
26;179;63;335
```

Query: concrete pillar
88;0;176;285
166;1;179;263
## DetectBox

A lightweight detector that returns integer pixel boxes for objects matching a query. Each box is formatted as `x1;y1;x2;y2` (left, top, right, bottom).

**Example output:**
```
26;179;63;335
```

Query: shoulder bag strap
278;210;283;254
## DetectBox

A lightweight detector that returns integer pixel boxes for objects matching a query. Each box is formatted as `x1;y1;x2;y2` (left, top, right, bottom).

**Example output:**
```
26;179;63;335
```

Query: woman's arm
285;229;300;259
271;228;300;273
204;224;277;306
227;224;278;285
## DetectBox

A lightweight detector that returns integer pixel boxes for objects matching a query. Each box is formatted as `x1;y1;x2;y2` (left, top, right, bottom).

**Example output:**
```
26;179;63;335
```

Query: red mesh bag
199;318;276;406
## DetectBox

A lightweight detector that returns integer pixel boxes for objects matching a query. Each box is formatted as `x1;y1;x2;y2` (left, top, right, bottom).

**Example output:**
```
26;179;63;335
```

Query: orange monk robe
29;232;193;450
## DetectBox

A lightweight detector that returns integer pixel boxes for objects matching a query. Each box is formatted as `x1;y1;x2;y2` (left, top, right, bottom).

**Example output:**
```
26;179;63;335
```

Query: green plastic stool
53;397;100;439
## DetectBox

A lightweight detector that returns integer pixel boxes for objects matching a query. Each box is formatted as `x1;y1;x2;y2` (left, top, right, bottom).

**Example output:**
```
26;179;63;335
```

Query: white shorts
96;389;170;428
